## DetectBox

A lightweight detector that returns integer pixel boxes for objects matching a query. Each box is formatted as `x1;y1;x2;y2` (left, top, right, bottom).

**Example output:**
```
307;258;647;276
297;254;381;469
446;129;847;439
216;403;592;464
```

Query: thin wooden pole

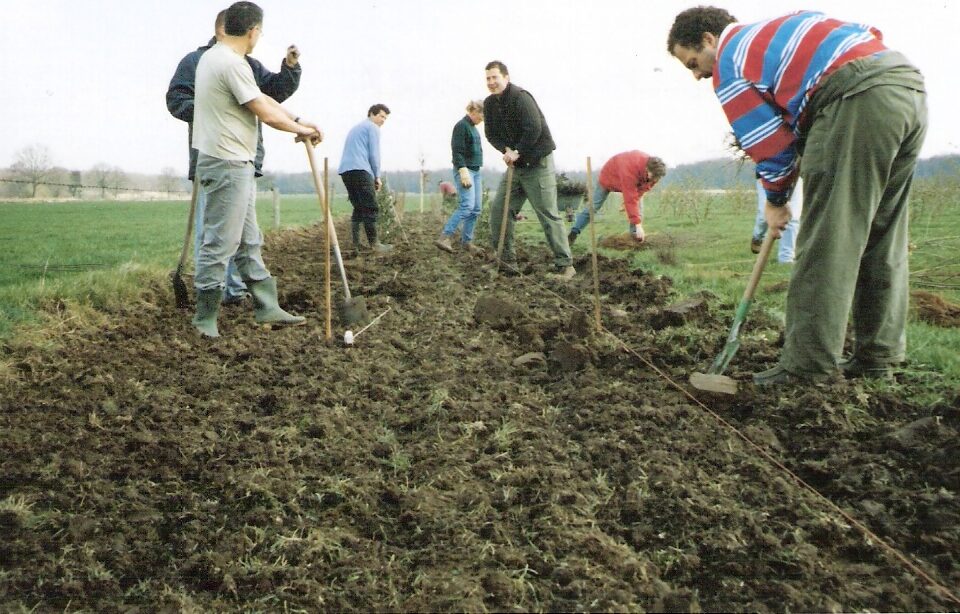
419;158;425;214
323;157;332;341
272;186;280;230
496;166;515;272
586;157;601;328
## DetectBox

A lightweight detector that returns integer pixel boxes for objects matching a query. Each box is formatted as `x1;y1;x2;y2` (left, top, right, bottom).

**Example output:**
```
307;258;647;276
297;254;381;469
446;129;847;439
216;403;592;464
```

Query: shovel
303;141;369;326
689;231;775;395
170;180;200;309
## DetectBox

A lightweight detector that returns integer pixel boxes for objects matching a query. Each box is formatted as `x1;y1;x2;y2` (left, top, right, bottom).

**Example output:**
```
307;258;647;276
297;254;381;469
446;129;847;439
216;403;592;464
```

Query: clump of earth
912;289;960;327
1;217;957;611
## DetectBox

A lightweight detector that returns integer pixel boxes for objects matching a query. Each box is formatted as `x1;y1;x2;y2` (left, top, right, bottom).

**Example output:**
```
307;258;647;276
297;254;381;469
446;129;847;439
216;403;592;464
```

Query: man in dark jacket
483;61;574;281
166;9;301;303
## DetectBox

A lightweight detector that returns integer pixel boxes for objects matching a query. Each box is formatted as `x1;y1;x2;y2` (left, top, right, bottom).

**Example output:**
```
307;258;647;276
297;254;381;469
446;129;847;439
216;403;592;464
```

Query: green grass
548;178;960;384
0;193;346;337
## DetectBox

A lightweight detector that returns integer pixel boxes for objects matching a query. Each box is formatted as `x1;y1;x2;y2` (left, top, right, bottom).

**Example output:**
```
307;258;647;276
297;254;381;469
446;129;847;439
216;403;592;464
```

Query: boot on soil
549;265;576;282
434;235;454;253
364;220;393;254
247;277;306;327
463;242;484;256
752;364;835;386
568;229;579;245
838;357;895;380
351;220;366;258
192;287;223;338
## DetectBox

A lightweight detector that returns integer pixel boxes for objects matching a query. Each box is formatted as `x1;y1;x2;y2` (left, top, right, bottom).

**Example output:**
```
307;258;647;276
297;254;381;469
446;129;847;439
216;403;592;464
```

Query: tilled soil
1;218;958;611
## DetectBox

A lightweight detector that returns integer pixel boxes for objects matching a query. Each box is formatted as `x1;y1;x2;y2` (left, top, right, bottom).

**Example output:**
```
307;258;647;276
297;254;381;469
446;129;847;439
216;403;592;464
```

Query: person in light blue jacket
339;104;392;254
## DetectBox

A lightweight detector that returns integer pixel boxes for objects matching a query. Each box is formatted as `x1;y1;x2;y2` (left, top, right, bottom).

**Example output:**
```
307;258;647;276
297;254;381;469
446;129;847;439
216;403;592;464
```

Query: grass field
0;193;344;337
2;179;958;386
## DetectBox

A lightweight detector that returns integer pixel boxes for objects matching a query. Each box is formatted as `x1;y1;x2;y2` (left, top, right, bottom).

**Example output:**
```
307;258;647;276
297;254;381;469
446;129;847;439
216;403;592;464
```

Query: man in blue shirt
338;104;392;254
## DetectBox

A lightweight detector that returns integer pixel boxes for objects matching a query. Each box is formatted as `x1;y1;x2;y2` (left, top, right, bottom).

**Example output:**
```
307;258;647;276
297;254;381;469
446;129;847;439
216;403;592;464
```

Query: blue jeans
441;169;483;243
572;186;611;234
753;178;803;263
194;154;270;291
193;180;248;298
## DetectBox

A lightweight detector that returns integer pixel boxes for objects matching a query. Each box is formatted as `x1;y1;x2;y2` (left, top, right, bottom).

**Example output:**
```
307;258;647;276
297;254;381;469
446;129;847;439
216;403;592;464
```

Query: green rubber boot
351;220;365;257
191;287;223;338
247;277;306;327
365;220;393;253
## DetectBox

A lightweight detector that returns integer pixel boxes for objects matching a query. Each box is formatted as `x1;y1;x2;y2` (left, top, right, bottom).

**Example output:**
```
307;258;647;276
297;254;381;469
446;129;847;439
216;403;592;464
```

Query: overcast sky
1;0;956;177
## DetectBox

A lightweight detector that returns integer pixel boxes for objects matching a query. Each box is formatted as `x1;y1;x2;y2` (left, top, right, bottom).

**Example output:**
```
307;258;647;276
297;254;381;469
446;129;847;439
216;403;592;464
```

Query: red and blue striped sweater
714;11;887;203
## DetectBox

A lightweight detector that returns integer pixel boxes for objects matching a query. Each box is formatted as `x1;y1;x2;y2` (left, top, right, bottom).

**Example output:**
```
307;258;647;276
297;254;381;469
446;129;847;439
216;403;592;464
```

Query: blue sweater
338;119;381;178
166;39;301;179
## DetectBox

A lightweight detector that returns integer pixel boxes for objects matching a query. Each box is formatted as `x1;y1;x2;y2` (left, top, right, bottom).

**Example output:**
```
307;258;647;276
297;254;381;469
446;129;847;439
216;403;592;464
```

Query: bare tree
11;144;54;198
87;164;127;199
69;170;83;198
110;167;128;197
88;164;112;198
157;166;180;196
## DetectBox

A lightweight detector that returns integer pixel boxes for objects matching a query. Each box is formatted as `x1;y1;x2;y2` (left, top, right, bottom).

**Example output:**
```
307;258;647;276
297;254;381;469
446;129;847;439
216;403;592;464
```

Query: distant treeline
4;154;956;200
263;154;960;194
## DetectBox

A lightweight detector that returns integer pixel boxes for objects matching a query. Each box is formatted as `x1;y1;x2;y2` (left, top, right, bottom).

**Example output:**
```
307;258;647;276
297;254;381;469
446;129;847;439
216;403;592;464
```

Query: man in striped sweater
668;8;927;385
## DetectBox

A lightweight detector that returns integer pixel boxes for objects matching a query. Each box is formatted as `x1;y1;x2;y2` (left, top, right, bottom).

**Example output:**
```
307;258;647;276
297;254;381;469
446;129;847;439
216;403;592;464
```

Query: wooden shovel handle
496;166;515;268
176;179;200;274
742;230;776;303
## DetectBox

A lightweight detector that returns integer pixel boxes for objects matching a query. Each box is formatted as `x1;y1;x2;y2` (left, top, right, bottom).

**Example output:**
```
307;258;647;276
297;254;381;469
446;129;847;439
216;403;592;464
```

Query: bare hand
502;148;519;166
293;119;323;145
285;45;300;67
375;177;383;191
764;202;792;238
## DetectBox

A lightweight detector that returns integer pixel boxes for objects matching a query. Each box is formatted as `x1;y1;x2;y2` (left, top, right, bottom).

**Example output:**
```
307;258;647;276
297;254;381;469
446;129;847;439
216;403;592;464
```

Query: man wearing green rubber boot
192;1;321;337
668;7;927;384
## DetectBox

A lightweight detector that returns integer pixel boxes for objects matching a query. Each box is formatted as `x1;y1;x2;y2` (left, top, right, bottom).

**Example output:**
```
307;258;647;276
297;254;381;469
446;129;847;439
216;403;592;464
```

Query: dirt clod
912;290;960;327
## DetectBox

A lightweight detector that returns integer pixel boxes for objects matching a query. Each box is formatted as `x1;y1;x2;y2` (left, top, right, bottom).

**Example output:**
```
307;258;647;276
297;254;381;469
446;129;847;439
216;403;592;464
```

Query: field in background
1;180;958;385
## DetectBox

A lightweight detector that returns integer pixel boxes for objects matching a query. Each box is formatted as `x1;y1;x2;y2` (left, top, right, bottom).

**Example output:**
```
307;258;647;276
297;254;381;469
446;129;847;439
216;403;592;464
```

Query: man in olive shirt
483;61;574;281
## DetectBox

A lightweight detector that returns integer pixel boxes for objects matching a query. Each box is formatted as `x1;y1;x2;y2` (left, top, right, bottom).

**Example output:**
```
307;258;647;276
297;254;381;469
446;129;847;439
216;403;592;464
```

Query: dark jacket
483;82;555;168
165;39;302;179
451;115;483;170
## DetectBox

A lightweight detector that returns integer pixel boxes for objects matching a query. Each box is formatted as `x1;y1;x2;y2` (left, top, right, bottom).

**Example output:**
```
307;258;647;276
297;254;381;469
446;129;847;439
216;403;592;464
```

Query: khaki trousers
783;81;928;375
489;153;572;269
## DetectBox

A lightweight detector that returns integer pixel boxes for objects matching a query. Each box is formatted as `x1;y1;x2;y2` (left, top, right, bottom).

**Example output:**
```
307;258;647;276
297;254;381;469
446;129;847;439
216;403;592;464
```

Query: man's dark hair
647;157;667;181
224;1;263;37
485;60;509;76
368;104;391;117
666;6;736;53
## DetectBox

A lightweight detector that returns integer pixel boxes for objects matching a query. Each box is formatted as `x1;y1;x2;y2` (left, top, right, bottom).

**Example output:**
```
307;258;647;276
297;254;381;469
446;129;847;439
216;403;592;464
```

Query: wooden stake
302;141;333;341
272;186;280;230
419;157;425;214
323;157;332;341
586;157;601;328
